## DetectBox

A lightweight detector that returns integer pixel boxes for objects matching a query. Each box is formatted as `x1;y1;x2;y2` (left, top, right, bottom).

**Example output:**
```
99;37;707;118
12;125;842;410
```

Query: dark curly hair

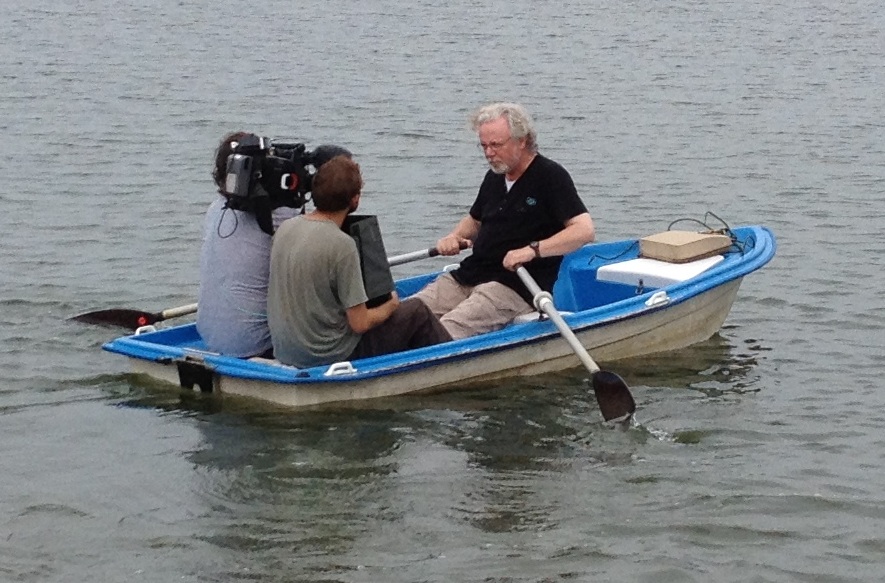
212;131;250;193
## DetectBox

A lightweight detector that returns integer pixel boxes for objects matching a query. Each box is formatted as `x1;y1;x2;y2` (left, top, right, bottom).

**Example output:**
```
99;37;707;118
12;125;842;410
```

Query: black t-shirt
453;154;588;304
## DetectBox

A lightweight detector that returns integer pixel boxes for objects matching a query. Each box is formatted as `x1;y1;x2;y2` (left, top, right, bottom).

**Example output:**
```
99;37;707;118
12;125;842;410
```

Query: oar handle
517;266;544;297
387;241;469;267
160;303;199;320
387;247;439;267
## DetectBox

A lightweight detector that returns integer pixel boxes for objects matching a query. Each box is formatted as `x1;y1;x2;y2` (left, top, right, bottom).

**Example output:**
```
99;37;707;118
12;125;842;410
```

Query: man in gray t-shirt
268;216;366;367
267;156;451;369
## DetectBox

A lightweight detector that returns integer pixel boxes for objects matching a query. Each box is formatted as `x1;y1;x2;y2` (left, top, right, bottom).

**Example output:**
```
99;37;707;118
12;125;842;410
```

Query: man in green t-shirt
267;156;451;368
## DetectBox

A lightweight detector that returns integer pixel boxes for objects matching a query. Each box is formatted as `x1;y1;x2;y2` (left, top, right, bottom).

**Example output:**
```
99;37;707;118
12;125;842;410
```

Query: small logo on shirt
525;197;537;206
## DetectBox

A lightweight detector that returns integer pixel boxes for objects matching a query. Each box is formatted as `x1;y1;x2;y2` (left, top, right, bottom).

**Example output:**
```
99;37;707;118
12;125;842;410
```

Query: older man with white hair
409;102;596;339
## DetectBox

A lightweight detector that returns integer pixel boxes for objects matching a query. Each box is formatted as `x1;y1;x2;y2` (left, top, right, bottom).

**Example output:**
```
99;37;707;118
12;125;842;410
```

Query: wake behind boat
103;224;776;408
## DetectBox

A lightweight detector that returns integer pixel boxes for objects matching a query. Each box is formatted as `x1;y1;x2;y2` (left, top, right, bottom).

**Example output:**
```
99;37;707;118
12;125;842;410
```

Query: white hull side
128;279;742;408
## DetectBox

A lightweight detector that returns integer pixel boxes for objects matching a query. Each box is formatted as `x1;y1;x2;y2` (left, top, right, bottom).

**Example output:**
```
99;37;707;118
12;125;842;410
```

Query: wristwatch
529;240;541;259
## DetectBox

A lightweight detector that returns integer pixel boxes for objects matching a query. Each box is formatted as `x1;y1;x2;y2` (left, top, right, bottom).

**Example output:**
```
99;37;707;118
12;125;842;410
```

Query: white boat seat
596;255;724;288
512;311;572;324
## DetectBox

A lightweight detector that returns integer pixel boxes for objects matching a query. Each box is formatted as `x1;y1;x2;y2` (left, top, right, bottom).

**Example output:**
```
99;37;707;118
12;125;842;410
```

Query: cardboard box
639;230;732;263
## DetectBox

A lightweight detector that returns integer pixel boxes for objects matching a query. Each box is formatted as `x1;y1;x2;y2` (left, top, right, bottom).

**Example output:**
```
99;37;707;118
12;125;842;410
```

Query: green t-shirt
268;216;368;367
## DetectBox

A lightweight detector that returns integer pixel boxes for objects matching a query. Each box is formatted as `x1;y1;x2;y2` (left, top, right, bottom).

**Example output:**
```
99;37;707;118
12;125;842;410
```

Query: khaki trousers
410;273;534;340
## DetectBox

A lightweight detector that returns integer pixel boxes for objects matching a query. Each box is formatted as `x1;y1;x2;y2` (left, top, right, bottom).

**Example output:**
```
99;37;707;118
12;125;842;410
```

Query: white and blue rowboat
102;225;776;409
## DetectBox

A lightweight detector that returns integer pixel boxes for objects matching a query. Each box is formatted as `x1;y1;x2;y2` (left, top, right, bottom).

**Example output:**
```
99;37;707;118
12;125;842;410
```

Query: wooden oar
516;266;636;423
70;244;466;330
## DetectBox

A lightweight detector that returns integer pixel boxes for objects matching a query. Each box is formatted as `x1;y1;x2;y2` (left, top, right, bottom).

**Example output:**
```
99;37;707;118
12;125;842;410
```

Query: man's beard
488;159;511;174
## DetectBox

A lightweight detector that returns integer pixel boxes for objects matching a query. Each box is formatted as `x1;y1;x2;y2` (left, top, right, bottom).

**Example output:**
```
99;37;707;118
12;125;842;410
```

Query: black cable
217;205;240;239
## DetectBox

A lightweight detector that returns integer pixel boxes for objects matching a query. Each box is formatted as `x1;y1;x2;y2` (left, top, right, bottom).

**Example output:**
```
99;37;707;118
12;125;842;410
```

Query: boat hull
123;278;743;408
105;225;775;409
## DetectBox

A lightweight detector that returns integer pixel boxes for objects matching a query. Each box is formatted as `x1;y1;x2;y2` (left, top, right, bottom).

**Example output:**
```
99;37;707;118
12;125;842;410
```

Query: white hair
469;102;538;152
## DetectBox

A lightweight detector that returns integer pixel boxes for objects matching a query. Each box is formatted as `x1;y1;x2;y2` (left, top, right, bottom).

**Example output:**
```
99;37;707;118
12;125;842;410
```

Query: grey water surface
2;0;884;581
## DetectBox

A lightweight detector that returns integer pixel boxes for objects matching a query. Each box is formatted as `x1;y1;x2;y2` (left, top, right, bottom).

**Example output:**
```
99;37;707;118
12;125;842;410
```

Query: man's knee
473;283;534;318
397;297;452;345
412;273;469;316
398;296;426;318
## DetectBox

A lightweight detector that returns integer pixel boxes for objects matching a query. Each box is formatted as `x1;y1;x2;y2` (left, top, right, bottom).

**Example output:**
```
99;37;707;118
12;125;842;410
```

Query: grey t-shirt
196;195;297;357
268;216;368;368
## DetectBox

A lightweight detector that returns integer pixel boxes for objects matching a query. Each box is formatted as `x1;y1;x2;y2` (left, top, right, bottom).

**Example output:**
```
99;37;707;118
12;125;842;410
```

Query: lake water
2;0;884;581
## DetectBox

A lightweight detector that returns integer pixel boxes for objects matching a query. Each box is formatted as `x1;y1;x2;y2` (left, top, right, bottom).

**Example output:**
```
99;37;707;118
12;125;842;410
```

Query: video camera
223;134;350;235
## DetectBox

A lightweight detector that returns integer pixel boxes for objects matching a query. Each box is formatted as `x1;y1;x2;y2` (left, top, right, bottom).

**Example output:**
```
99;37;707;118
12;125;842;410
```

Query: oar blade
68;308;159;330
591;370;636;422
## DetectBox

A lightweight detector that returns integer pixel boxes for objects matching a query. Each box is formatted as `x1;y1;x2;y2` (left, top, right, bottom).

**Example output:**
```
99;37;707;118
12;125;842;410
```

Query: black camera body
222;134;351;235
223;134;316;216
